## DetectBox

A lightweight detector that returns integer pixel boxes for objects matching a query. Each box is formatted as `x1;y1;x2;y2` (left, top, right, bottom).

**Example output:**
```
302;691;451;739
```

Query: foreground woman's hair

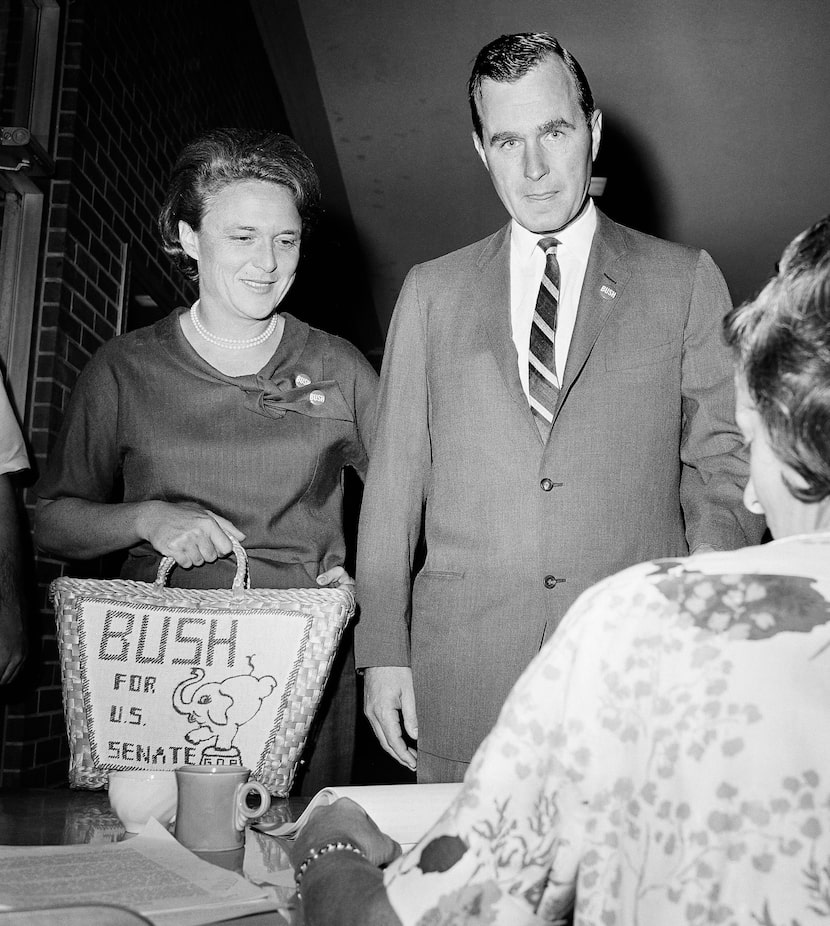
724;215;830;502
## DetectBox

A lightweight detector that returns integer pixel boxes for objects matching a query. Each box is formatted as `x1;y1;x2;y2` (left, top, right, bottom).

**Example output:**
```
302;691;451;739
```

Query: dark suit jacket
355;210;765;764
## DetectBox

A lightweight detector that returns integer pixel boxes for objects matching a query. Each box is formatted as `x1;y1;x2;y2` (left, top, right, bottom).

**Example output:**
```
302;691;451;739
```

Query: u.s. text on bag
50;537;354;796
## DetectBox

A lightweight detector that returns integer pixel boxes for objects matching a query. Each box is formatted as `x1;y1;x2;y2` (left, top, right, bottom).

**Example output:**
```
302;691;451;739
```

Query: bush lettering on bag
61;594;319;777
97;611;238;668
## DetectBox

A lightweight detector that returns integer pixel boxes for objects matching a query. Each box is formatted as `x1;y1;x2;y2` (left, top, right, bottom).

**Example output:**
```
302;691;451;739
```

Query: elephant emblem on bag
172;659;277;762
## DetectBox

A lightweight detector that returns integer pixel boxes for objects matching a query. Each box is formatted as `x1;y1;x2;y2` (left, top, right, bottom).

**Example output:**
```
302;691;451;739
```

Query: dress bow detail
239;376;355;422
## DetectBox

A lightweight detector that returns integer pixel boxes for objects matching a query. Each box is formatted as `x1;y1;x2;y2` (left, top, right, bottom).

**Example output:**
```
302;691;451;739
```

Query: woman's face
734;375;814;538
179;179;302;323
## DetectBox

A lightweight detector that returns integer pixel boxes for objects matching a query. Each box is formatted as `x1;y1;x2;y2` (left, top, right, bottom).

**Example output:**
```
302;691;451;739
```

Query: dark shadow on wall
280;206;383;362
281;209;390;783
593;114;669;240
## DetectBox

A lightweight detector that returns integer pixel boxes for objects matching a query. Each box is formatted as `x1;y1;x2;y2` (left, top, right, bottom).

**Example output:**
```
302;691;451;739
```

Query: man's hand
135;501;245;568
291;797;401;869
363;666;418;771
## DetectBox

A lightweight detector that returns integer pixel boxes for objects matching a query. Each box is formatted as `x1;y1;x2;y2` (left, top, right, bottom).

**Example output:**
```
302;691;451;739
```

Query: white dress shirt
509;199;598;399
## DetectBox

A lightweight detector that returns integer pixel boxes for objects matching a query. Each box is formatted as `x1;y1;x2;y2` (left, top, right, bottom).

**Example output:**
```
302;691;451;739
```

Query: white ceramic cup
108;769;178;833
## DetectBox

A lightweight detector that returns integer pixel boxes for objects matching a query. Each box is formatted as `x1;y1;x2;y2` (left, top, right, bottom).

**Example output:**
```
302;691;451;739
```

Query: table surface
0;787;309;925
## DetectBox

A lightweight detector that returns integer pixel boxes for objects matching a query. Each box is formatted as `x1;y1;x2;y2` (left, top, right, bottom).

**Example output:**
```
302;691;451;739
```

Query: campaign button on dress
309;391;325;405
540;478;554;492
295;373;311;387
544;575;558;589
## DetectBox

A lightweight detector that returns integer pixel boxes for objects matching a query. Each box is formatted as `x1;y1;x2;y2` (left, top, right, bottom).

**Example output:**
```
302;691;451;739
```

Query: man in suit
355;32;765;783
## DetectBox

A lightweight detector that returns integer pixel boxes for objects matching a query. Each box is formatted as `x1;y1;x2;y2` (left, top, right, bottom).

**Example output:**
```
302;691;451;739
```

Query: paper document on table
0;818;281;926
257;783;462;850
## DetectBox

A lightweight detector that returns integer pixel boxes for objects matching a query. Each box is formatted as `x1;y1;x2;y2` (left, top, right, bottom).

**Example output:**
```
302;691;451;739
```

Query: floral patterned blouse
383;533;830;925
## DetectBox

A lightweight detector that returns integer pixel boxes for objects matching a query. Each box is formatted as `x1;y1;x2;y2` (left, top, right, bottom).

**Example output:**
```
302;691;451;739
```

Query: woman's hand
290;799;404;925
135;501;245;568
291;797;401;869
316;565;355;589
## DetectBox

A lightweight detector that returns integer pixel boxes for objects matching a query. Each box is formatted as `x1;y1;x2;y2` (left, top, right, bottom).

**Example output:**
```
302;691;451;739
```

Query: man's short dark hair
468;32;595;140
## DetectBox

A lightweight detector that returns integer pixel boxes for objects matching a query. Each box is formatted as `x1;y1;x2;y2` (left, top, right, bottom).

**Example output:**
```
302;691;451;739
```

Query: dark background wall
292;0;830;335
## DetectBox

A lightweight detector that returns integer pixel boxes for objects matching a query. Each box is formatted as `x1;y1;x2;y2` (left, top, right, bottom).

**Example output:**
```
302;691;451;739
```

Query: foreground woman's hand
291;798;404;925
135;500;245;568
291;797;401;869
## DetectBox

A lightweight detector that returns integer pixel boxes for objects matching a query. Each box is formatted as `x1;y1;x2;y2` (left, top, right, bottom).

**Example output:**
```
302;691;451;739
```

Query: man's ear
178;220;200;261
590;109;603;161
472;130;489;170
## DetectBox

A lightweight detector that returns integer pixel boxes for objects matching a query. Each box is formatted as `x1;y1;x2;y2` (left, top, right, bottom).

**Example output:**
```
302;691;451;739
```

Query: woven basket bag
51;538;354;796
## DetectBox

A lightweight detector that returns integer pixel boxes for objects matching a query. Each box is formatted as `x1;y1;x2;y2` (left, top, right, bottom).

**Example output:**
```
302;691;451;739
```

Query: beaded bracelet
295;840;366;901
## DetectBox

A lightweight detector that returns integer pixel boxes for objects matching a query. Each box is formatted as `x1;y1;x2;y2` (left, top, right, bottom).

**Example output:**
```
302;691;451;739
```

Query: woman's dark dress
38;308;378;792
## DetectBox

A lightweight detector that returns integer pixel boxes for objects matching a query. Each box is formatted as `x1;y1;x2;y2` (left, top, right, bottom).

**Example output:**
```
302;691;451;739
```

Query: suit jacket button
540;478;553;492
544;575;558;589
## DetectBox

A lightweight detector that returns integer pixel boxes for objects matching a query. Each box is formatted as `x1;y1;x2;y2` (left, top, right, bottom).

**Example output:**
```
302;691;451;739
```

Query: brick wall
1;0;295;786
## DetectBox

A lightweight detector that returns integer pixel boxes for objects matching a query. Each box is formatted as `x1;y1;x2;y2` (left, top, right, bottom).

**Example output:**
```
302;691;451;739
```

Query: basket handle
155;533;250;593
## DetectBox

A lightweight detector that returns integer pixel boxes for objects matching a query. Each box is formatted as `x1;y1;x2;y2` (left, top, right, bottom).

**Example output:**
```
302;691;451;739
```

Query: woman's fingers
316;565;355;588
139;501;245;566
210;512;246;543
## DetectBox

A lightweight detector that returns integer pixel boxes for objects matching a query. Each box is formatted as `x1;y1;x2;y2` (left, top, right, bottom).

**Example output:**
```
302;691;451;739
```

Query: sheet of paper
243;826;297;903
256;782;462;850
0;818;283;926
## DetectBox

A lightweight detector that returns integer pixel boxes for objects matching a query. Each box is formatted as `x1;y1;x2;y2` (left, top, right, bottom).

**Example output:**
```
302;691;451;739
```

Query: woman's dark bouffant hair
158;128;322;281
724;215;830;503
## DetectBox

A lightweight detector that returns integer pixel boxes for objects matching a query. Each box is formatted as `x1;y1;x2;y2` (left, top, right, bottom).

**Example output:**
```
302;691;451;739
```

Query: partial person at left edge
33;128;379;792
0;378;29;685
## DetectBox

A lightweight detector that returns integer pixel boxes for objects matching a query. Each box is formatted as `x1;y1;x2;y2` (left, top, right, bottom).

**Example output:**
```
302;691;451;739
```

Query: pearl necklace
190;304;278;350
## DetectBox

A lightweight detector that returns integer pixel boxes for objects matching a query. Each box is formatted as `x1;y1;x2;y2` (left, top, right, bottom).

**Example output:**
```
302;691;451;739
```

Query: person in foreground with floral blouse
289;213;830;925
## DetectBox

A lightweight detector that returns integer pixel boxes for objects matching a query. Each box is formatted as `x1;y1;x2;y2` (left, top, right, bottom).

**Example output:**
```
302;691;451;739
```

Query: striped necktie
529;236;561;437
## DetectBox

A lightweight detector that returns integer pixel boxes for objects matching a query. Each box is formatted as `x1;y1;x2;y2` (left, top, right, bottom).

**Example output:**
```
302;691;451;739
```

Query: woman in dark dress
34;128;378;792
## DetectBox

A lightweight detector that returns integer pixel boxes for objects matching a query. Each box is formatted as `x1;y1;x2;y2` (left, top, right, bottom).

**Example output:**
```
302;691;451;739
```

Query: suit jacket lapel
554;210;631;424
476;224;537;421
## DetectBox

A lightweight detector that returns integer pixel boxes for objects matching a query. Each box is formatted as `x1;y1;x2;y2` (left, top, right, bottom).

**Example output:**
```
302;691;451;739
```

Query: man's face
472;57;601;234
